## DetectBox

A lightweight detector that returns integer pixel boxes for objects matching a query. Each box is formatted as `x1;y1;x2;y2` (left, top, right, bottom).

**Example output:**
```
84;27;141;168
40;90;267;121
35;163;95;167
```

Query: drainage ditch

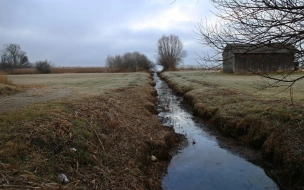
154;72;279;190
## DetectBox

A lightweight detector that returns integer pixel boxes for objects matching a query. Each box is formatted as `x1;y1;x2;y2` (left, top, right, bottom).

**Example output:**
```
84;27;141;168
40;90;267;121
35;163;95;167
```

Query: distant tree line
0;43;31;69
106;51;154;71
0;43;52;73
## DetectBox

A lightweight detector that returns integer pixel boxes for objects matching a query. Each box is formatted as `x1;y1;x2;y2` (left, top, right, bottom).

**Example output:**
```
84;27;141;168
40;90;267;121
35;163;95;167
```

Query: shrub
35;60;52;74
106;51;154;72
0;71;11;84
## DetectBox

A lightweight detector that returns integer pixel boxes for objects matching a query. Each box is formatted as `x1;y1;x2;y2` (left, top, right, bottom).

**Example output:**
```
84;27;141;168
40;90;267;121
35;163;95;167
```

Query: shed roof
223;43;297;54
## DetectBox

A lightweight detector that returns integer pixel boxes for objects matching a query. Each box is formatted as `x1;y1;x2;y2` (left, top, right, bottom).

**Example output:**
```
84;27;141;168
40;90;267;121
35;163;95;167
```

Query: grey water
154;72;279;190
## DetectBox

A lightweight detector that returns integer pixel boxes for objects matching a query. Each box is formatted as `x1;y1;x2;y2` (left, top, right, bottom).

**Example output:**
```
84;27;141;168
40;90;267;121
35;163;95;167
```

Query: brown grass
0;72;182;189
160;71;304;188
2;68;38;75
0;71;21;96
51;67;109;73
177;65;205;71
0;71;12;84
3;67;134;75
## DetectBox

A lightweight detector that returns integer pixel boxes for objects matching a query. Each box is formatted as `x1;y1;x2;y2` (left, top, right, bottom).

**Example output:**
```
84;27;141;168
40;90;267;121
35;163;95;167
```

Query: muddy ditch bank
159;72;304;189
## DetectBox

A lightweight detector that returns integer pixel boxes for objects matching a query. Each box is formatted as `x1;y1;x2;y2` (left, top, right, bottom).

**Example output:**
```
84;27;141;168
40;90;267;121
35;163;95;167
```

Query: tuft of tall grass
0;71;12;84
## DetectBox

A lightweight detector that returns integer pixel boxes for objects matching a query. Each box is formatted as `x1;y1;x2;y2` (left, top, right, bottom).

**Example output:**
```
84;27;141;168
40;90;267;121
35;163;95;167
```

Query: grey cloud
0;0;214;67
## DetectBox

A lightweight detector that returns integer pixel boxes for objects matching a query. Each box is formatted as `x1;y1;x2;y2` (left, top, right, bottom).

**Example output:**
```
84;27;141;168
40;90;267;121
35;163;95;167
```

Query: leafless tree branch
196;0;304;92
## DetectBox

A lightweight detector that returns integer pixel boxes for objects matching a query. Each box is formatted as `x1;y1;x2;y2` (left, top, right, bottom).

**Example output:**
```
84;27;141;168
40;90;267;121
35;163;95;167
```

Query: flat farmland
8;72;149;97
162;70;304;102
0;72;181;189
1;73;151;113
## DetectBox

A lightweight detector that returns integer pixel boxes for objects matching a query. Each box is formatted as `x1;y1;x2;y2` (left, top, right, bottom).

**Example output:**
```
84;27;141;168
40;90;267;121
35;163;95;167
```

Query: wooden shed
222;43;297;73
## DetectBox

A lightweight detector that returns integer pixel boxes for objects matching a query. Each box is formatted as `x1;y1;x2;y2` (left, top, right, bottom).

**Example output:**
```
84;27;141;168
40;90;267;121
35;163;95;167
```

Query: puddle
154;72;279;190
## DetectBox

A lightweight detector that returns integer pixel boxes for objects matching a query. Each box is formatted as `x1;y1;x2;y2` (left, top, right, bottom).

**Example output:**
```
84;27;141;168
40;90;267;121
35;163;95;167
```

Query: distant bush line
106;51;154;72
0;67;146;75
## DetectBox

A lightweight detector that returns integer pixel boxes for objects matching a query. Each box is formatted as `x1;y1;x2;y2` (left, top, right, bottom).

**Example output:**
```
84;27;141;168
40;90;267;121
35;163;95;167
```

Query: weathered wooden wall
234;53;295;73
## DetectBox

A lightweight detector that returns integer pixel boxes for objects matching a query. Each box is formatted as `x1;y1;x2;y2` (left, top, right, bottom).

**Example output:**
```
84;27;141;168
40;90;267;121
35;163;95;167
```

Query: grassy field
162;70;304;102
161;70;304;188
0;72;181;189
7;73;152;98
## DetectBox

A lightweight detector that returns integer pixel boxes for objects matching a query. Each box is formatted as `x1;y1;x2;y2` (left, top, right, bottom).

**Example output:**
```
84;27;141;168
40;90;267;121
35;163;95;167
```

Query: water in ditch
154;72;279;190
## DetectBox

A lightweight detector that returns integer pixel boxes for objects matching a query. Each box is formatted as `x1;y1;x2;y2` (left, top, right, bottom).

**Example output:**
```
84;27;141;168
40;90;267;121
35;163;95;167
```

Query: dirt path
0;87;72;113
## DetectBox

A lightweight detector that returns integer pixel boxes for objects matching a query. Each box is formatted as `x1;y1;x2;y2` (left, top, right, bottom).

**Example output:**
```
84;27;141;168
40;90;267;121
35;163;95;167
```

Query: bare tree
156;34;187;71
0;43;31;69
197;0;304;86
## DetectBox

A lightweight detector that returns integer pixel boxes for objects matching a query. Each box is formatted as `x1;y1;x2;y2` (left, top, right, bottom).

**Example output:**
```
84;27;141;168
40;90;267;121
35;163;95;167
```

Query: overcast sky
0;0;215;67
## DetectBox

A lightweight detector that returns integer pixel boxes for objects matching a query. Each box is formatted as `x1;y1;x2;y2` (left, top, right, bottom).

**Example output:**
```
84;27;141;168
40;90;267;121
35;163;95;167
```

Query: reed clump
0;71;11;84
0;71;21;96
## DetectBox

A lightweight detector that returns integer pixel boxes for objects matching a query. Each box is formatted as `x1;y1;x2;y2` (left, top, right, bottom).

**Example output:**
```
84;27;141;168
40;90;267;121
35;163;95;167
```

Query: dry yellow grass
4;67;116;75
51;67;108;73
177;65;205;71
0;71;20;96
4;68;38;75
0;71;11;84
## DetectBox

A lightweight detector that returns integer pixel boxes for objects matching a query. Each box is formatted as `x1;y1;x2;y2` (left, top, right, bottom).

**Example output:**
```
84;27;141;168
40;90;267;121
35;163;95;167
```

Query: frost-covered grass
161;70;304;102
8;72;150;97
